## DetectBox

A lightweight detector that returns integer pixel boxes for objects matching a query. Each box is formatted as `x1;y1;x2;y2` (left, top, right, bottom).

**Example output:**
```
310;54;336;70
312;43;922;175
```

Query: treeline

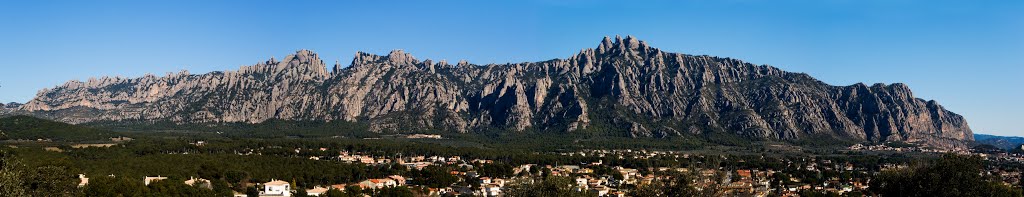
87;118;374;139
86;117;756;152
0;115;116;142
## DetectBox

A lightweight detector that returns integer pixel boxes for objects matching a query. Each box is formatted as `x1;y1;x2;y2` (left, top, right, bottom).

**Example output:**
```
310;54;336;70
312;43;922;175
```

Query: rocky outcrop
11;36;973;146
0;102;21;115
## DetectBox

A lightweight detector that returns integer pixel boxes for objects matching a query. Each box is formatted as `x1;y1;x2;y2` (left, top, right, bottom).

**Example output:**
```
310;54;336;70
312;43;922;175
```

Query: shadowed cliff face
13;36;973;146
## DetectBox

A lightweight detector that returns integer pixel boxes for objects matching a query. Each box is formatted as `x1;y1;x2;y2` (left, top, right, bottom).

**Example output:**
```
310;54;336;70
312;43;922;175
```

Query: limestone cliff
11;36;973;146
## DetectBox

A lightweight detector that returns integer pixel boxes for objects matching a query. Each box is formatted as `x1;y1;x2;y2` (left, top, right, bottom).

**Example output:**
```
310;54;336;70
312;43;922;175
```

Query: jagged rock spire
333;60;342;73
594;35;654;56
597;36;614;53
387;49;417;65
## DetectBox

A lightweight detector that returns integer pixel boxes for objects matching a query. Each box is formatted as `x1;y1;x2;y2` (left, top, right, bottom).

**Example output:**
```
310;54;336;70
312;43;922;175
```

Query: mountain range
974;134;1024;150
1;36;973;147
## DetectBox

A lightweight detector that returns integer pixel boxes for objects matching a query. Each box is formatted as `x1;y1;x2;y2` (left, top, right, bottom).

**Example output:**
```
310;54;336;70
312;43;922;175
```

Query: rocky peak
387;49;418;65
277;49;328;78
350;50;424;73
266;56;278;65
456;60;470;67
289;49;321;65
594;35;658;58
351;51;380;67
597;36;615;53
0;102;21;114
333;60;342;74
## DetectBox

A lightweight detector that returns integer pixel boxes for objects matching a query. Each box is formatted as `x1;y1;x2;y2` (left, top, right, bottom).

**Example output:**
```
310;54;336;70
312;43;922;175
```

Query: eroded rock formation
10;36;973;145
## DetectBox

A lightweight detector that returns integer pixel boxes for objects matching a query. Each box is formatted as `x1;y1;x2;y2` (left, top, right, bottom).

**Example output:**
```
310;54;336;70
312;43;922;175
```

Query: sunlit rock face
13;36;973;146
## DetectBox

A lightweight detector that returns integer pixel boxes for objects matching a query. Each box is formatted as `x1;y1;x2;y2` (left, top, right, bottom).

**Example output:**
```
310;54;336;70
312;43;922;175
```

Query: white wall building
261;179;291;196
306;186;329;196
144;176;167;185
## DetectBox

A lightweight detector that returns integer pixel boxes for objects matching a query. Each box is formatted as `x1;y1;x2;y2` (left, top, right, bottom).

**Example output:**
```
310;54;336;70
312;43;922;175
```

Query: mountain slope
974;134;1024;150
9;36;973;147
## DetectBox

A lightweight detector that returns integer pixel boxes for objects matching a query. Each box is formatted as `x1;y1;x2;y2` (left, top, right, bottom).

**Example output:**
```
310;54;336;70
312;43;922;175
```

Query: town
59;138;1024;197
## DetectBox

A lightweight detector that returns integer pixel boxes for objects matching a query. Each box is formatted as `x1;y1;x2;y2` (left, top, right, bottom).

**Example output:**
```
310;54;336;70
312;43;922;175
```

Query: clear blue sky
0;0;1021;136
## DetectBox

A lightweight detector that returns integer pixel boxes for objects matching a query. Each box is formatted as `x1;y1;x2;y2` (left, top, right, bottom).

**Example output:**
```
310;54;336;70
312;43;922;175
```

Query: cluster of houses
847;143;970;154
308;148;888;197
257;175;406;197
76;141;1019;197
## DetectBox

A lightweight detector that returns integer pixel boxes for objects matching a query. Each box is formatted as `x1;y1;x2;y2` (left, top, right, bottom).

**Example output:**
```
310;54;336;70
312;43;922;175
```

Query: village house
513;164;535;175
590;185;611;196
144;176;167;185
479;184;502;196
359;178;397;190
615;167;640;185
480;177;493;185
388;175;407;186
77;174;88;187
587;178;605;188
575;176;589;189
402;161;432;170
428;187;455;196
330;184;348;191
359;156;375;164
185;177;212;189
261;179;291;196
305;186;329;196
110;136;133;142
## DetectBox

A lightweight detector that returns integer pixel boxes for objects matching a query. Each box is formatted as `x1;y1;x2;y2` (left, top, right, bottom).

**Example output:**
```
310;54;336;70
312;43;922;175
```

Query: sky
0;0;1021;136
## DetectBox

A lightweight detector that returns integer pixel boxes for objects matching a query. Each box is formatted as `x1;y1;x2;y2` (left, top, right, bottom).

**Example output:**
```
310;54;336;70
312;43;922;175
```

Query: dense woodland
0;115;114;142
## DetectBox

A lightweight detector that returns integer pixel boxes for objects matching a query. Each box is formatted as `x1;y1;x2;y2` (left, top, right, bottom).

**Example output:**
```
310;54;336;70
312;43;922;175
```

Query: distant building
330;184;348;191
77;174;89;187
480;184;502;196
185;177;212;189
261;179;291;196
574;177;588;189
406;134;442;139
306;186;329;196
590;185;611;196
388;175;407;186
144;176;167;185
359;178;397;190
736;170;752;179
